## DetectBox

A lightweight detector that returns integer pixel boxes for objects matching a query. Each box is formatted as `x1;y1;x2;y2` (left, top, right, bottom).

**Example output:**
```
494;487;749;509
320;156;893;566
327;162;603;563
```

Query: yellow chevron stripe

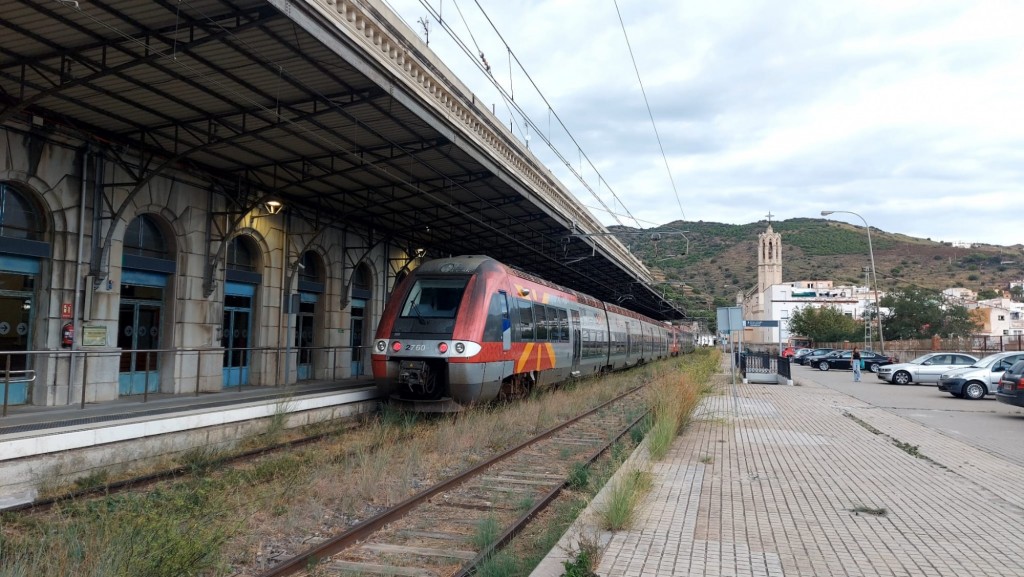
517;342;535;372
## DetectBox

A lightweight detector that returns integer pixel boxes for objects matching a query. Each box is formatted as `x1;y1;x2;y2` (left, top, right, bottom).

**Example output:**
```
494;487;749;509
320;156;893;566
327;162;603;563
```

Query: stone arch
227;227;270;275
0;174;58;240
123;204;186;260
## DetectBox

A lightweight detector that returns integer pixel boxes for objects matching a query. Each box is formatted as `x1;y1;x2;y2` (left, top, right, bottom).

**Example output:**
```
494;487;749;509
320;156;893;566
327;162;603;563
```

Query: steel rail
454;409;650;577
257;385;647;577
6;428;351;514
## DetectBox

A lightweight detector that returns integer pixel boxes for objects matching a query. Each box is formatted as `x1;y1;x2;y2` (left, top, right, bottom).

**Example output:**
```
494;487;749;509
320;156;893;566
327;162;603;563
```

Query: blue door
0;292;32;404
117;271;167;396
295;293;316;380
223;283;254;388
350;299;365;376
117;302;161;395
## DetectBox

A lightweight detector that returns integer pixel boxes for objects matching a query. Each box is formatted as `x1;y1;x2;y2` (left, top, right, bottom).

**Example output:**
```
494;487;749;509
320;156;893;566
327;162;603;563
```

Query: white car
875;352;978;385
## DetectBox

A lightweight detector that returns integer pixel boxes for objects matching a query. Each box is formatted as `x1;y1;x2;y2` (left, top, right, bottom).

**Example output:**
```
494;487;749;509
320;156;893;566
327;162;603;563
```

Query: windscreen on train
400;278;468;319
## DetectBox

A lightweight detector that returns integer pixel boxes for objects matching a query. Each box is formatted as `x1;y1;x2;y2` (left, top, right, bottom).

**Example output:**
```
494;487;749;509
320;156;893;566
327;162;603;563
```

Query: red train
372;255;692;409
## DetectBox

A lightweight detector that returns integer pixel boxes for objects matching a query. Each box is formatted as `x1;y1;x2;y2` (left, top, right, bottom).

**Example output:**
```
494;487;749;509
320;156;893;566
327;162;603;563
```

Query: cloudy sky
380;0;1024;247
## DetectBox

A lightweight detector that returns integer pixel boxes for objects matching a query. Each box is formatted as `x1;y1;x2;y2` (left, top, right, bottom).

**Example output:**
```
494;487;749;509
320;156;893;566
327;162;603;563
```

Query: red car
781;346;796;358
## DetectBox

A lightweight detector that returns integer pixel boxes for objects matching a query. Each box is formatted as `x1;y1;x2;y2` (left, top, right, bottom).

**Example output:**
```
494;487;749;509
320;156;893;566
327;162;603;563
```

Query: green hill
616;218;1024;320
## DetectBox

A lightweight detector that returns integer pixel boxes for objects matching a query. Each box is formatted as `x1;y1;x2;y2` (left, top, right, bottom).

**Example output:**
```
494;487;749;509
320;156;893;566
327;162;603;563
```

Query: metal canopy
0;0;684;320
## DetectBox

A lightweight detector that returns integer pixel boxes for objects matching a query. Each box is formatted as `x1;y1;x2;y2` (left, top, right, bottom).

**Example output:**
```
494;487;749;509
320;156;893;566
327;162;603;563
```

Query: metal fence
737;352;791;380
817;335;1024;361
0;344;368;417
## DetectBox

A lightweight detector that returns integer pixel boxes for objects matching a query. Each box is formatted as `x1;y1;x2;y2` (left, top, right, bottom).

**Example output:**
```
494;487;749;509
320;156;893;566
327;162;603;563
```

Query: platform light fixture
264;199;284;215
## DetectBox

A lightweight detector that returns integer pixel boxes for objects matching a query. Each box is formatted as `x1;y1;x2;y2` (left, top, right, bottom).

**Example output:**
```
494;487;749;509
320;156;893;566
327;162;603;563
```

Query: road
791;362;1024;466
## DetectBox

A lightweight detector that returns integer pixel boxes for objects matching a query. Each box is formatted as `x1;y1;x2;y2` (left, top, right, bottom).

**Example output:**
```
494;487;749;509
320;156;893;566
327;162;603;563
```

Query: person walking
852;347;862;382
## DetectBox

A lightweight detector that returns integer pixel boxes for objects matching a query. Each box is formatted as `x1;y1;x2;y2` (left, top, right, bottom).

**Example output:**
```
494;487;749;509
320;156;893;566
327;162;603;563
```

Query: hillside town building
738;222;883;346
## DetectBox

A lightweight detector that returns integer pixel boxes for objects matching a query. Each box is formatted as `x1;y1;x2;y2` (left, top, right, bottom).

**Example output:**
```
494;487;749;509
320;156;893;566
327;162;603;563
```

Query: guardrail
0;344;368;416
736;352;791;383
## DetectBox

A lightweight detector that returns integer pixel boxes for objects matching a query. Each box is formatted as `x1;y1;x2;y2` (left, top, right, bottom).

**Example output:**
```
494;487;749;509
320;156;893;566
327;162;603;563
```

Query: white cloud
382;0;1024;246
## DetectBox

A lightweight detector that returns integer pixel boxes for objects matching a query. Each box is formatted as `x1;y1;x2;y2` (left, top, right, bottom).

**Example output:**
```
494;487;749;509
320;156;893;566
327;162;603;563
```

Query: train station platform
0;379;379;508
533;364;1024;576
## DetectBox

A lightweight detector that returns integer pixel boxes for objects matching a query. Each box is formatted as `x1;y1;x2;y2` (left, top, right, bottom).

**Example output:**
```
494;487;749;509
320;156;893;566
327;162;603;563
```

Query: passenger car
996;359;1024;408
815;350;896;372
875;352;979;385
937;351;1024;400
795;348;834;365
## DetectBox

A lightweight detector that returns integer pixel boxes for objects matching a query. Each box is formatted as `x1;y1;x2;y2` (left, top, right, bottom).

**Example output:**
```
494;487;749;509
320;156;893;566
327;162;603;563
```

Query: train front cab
372;258;516;408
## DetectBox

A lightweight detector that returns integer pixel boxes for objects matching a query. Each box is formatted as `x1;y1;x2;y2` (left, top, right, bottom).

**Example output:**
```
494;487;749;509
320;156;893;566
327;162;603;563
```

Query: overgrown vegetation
598;468;652;531
646;350;720;460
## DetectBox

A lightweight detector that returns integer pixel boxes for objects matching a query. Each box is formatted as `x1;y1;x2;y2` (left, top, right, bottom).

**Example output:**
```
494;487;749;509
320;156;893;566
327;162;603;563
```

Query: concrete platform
532;365;1024;576
0;379;379;508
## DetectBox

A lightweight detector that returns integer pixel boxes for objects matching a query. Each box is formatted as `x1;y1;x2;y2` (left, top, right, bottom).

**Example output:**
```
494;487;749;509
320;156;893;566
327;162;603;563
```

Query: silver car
875;352;978;385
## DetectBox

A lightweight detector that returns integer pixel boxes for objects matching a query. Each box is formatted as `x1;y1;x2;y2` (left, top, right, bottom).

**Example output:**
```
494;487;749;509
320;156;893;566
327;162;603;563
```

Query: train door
222;282;254;388
499;291;511;352
570;310;581;376
625;322;633;364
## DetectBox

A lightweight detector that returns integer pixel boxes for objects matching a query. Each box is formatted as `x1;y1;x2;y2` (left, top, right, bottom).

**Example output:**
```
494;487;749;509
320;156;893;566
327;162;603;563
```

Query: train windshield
400;277;468;319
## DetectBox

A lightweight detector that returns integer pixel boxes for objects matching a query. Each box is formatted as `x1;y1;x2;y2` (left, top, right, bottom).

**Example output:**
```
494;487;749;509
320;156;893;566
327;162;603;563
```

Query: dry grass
2;366;657;576
1;353;721;576
646;350;719;461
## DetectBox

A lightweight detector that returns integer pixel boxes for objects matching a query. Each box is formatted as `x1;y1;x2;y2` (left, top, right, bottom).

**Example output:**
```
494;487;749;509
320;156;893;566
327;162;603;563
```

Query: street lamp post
821;210;885;354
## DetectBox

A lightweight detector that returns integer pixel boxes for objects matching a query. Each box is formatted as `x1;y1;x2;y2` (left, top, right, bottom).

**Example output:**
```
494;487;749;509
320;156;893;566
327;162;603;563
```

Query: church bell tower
758;219;782;294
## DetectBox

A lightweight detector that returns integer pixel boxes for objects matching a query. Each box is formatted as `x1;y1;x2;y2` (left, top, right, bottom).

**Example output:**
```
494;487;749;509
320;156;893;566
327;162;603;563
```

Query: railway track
259;386;649;577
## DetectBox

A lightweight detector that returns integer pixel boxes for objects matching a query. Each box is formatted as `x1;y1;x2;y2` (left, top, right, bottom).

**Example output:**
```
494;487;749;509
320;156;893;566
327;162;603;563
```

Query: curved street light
821;210;885;354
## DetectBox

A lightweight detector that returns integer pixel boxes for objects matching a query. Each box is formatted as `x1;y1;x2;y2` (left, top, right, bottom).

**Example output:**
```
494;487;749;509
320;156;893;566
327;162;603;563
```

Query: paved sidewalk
534;370;1024;576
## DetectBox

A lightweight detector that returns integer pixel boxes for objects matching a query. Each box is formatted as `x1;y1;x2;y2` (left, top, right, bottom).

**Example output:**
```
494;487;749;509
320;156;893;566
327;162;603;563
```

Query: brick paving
543;372;1024;577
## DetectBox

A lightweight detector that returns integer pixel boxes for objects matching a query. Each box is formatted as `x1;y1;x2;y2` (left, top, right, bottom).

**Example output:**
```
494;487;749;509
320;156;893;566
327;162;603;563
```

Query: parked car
997;359;1024;408
875;352;979;385
815;350;897;372
781;346;796;358
795;348;834;365
937;351;1024;400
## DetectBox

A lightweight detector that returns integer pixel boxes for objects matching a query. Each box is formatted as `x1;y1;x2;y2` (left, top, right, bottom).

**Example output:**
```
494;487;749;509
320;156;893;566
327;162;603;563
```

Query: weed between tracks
490;349;719;576
0;350;718;577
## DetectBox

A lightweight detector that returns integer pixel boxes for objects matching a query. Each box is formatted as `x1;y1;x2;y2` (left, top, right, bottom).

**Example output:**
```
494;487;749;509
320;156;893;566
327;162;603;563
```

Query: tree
1011;285;1024;303
787;305;862;343
977;288;1000;300
880;286;979;339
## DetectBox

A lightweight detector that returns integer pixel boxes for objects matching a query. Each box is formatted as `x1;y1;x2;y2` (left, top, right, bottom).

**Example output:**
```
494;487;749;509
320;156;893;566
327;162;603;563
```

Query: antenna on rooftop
418;17;430;45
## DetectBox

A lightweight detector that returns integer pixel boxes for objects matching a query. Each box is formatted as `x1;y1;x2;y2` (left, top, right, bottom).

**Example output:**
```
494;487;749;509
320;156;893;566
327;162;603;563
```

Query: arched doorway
118;214;175;395
222;236;261;388
295;251;324;380
350;263;372;376
0;183;47;405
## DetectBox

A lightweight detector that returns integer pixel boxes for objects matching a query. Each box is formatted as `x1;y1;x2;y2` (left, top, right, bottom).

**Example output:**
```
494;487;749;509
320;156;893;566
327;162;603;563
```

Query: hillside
617;218;1024;317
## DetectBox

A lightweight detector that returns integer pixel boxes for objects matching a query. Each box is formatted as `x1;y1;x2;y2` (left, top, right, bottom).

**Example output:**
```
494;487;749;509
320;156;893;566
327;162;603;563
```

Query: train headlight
438;342;449;353
391;341;402;352
376;340;387;352
455;342;465;354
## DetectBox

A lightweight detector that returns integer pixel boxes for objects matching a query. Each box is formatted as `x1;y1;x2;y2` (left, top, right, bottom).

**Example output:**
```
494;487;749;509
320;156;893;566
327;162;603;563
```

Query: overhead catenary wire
467;0;642;229
612;0;686;222
405;0;640;230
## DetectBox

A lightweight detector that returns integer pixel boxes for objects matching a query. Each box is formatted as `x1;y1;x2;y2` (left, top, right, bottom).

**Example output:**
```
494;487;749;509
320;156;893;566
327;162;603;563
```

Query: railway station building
0;133;405;408
0;0;677;413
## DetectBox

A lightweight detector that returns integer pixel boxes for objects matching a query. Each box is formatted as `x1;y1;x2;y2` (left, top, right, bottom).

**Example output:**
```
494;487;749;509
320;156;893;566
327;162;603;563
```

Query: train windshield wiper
413;304;427;325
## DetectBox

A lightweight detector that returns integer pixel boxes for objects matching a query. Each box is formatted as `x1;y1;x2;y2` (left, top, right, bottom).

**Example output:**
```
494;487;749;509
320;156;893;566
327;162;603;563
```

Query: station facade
0;123;416;408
